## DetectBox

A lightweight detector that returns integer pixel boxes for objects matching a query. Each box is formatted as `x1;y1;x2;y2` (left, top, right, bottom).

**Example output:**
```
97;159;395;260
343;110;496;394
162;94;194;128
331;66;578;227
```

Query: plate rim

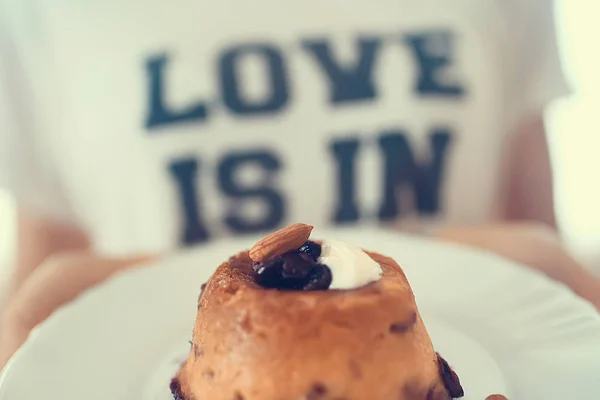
2;228;600;400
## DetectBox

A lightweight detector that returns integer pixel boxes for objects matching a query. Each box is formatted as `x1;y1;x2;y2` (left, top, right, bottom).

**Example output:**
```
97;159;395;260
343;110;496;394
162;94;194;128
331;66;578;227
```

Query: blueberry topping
252;242;331;291
303;264;333;291
254;255;305;290
253;257;285;288
298;241;322;261
281;253;314;279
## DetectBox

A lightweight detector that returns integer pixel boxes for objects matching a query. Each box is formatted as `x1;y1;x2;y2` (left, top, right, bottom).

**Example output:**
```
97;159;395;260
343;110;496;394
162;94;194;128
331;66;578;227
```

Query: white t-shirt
0;0;569;256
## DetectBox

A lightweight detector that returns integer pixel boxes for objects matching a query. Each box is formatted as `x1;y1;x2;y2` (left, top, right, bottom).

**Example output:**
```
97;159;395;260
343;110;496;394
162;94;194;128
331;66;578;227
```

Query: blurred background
1;0;600;277
547;1;600;272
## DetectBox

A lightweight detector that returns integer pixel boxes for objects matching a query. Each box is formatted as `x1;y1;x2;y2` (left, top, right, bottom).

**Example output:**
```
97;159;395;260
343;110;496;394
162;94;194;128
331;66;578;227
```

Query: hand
0;251;154;368
437;222;600;311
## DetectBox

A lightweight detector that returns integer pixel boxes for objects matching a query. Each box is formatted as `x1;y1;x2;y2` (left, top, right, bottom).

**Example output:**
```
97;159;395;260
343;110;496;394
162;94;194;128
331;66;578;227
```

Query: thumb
0;253;154;368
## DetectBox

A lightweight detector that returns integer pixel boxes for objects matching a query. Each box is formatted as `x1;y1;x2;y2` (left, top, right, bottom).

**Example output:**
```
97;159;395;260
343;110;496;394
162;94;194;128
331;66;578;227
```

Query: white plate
1;228;600;400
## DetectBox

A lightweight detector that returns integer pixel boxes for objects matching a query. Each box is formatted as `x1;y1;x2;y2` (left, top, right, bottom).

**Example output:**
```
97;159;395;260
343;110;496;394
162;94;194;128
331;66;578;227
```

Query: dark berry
198;282;207;298
197;283;207;310
306;382;328;400
275;274;306;290
252;260;269;273
303;264;332;291
169;378;185;400
253;257;284;288
298;241;322;261
252;244;333;291
254;256;307;290
437;353;464;398
281;253;314;279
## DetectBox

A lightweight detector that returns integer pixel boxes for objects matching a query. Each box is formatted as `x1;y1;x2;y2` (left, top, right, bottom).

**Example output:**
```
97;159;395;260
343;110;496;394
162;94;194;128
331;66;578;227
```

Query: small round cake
172;224;464;400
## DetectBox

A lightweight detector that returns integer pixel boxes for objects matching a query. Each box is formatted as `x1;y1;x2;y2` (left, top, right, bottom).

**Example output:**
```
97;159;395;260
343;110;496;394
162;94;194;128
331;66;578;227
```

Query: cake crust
174;249;455;400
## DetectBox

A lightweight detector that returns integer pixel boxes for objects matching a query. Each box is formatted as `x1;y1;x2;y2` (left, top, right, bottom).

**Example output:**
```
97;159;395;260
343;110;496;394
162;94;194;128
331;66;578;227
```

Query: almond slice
249;223;314;263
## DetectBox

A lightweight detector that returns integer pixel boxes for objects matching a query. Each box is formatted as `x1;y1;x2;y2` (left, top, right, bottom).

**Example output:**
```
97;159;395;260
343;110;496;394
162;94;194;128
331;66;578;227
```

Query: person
1;0;599;367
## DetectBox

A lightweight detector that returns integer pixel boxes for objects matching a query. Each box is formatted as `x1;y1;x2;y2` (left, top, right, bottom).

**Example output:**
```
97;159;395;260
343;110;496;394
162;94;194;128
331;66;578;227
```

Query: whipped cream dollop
318;239;382;290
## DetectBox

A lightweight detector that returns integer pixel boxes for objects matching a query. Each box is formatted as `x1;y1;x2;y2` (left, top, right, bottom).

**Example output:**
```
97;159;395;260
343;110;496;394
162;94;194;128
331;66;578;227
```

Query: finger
0;253;154;367
8;253;153;329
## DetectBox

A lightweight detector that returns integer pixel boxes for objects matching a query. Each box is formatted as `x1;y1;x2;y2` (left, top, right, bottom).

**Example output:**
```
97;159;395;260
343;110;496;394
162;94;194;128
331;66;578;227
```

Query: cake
171;224;468;400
